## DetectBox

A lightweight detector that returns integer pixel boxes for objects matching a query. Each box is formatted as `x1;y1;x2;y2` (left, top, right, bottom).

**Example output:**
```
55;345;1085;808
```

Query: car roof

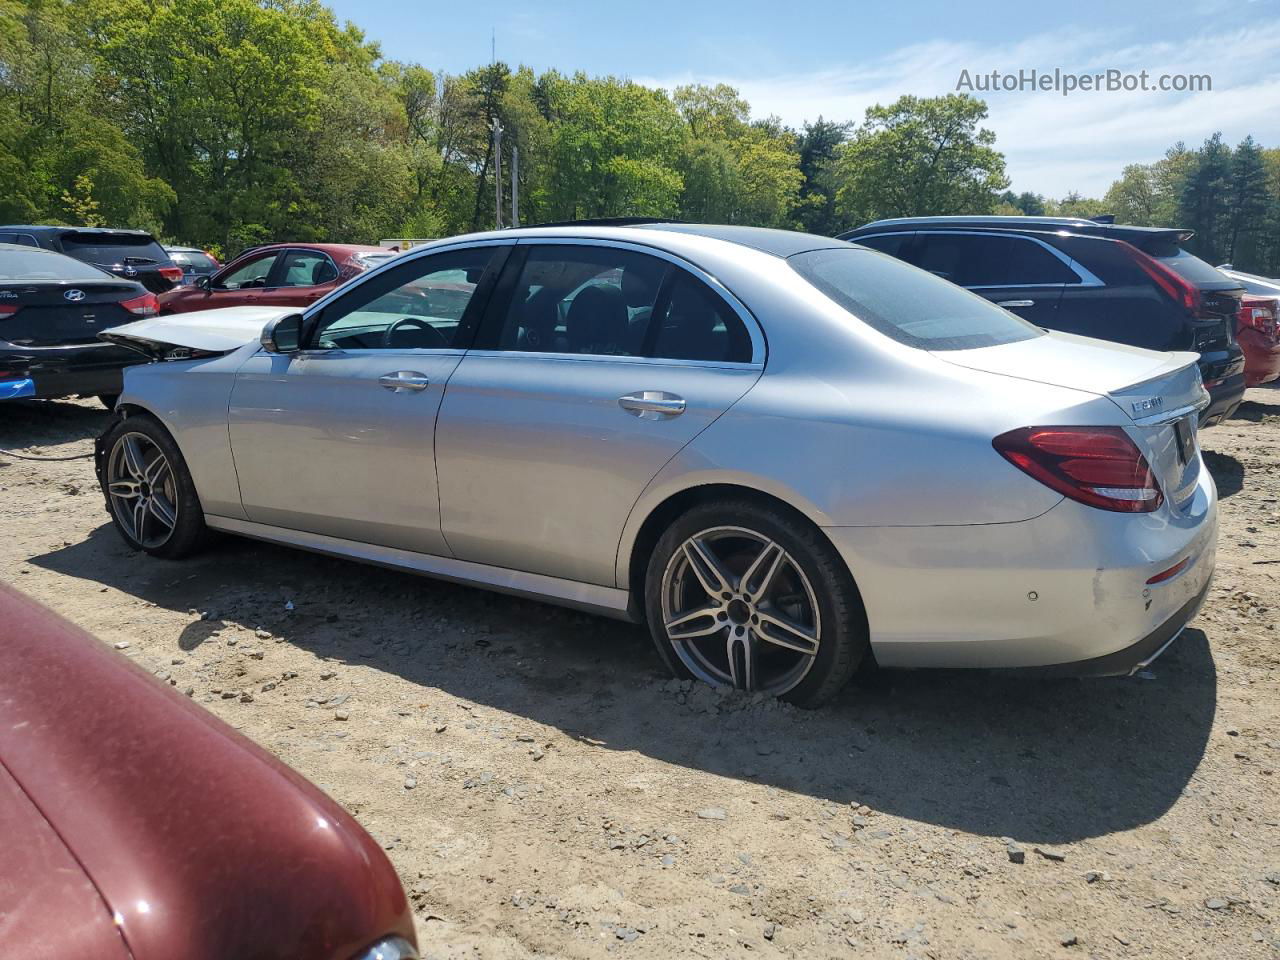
0;224;157;237
842;216;1193;245
461;220;850;259
233;242;387;258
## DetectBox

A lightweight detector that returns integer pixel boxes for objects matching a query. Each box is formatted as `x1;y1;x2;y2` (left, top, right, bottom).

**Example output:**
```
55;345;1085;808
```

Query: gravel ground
2;389;1279;959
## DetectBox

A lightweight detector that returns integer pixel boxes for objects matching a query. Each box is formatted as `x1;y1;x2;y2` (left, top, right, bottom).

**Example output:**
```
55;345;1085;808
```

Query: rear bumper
0;342;142;400
1238;328;1280;387
1200;368;1246;425
823;461;1217;671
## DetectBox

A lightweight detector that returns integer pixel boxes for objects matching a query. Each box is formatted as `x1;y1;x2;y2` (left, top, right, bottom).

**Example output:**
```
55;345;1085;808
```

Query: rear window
167;250;217;271
0;249;111;282
59;232;168;265
789;248;1043;351
1139;241;1233;286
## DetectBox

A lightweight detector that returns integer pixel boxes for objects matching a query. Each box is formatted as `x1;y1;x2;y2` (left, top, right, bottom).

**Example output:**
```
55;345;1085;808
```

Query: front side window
308;246;494;350
790;247;1043;351
278;250;338;287
496;247;665;356
216;254;276;290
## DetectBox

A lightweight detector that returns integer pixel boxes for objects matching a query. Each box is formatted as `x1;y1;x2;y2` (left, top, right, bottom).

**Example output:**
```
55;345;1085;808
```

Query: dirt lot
2;391;1279;959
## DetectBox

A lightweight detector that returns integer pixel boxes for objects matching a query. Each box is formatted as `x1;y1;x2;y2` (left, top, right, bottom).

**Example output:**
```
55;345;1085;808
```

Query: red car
158;243;394;314
1236;294;1280;387
0;584;418;960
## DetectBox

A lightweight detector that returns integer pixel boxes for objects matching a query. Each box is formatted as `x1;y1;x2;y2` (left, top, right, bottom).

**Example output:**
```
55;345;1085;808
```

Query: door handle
996;299;1035;308
379;371;431;393
619;391;686;419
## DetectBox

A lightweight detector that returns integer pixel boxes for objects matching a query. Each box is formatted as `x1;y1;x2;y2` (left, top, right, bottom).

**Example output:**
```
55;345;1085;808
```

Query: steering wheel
382;316;447;349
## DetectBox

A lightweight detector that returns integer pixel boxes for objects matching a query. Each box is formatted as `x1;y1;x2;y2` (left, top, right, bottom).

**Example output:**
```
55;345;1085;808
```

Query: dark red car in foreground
0;584;418;960
158;243;394;314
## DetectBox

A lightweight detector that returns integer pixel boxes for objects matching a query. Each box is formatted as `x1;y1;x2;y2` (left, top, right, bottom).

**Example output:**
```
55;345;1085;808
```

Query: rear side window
0;249;111;281
650;272;752;363
912;233;1078;286
59;232;168;265
790;248;1043;351
278;250;338;287
853;233;914;258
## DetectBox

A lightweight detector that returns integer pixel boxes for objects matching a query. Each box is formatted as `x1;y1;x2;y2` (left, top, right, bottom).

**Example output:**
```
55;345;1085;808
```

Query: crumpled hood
100;305;297;356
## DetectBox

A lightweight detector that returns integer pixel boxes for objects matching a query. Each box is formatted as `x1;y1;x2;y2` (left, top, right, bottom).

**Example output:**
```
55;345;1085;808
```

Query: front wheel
644;499;868;708
99;415;207;559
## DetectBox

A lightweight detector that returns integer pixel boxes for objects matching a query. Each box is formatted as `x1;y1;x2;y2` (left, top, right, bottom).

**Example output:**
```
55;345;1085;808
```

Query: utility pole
511;146;519;227
491;117;503;230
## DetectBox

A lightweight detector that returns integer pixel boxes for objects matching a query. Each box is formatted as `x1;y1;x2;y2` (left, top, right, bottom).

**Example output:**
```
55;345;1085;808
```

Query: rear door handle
996;299;1035;308
619;391;685;419
379;371;430;393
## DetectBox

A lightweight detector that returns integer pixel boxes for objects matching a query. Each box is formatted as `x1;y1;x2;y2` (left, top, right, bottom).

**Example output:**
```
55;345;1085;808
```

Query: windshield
168;250;218;271
59;232;168;265
788;247;1043;350
0;249;113;281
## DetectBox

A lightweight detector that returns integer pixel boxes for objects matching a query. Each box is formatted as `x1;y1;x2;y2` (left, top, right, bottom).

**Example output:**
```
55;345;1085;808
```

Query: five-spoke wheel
645;499;867;707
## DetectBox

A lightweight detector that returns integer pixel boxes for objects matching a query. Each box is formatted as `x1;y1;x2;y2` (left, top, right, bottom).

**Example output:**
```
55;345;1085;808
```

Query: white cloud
637;21;1280;198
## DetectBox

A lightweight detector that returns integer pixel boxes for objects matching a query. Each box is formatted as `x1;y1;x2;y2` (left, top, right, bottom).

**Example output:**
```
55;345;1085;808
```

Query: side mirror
261;313;303;354
196;275;211;290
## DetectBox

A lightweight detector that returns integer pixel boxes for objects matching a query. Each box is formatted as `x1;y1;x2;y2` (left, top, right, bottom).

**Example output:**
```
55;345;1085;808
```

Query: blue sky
327;0;1280;198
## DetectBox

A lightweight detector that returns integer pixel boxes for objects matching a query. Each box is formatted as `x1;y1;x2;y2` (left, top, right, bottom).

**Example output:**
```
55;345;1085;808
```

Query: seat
564;285;631;355
311;259;338;285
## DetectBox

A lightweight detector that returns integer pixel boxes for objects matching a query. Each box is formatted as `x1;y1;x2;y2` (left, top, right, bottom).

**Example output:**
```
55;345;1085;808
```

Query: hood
934;331;1208;421
0;585;414;960
99;305;297;357
0;760;130;958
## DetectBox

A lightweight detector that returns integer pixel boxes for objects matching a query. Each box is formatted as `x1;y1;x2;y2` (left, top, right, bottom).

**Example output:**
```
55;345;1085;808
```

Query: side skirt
203;515;637;622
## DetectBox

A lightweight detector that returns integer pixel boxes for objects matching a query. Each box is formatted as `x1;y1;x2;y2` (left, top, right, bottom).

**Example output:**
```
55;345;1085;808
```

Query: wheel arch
619;481;863;624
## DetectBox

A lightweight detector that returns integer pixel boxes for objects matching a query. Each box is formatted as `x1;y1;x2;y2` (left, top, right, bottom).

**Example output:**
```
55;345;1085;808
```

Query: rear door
910;231;1071;328
435;241;764;587
254;248;342;308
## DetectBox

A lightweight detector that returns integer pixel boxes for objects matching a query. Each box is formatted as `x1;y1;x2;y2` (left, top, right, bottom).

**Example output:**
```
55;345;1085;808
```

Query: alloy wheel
660;525;821;696
106;432;179;549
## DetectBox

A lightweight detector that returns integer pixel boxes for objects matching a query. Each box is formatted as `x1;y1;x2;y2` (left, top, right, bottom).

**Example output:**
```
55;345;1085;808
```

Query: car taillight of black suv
0;225;184;294
837;217;1247;426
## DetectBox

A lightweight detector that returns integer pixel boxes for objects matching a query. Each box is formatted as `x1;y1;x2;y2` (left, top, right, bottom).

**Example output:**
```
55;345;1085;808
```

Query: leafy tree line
0;0;1014;254
4;0;1279;277
1000;135;1280;275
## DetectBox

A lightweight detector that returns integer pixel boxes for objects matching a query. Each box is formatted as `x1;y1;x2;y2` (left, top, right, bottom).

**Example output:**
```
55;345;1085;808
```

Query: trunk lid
0;280;142;345
99;304;296;358
937;331;1208;511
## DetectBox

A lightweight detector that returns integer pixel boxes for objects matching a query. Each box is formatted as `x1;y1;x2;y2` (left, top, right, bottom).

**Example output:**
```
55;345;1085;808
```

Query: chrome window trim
502;236;766;366
856;229;1104;289
461;349;761;371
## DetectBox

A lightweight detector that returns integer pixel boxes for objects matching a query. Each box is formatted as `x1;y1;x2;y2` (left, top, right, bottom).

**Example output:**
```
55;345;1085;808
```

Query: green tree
1178;133;1232;264
793;118;848;234
1223;135;1269;266
1103;165;1159;225
832;94;1008;227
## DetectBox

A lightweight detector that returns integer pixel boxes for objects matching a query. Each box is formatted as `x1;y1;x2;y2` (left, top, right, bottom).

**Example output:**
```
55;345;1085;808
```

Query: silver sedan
96;223;1217;706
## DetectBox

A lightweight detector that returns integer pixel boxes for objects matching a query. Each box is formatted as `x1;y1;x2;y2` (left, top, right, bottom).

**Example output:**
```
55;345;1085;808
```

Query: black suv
838;217;1247;425
0;226;183;294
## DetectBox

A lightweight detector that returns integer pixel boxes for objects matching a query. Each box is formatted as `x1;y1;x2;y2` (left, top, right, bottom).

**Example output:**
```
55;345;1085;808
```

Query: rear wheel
644;499;867;708
100;415;207;559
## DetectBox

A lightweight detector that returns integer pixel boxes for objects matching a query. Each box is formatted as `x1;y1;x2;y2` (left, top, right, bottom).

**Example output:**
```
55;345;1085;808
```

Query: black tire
98;394;119;410
643;498;868;708
99;414;208;559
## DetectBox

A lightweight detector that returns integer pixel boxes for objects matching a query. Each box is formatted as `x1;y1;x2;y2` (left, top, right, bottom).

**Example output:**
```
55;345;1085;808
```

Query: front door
436;242;764;586
226;244;505;555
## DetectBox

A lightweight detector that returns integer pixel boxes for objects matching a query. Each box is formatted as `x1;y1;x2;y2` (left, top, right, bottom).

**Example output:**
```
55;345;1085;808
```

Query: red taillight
993;426;1164;513
0;304;16;317
1120;242;1202;315
1238;296;1277;338
120;292;159;316
158;265;184;283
